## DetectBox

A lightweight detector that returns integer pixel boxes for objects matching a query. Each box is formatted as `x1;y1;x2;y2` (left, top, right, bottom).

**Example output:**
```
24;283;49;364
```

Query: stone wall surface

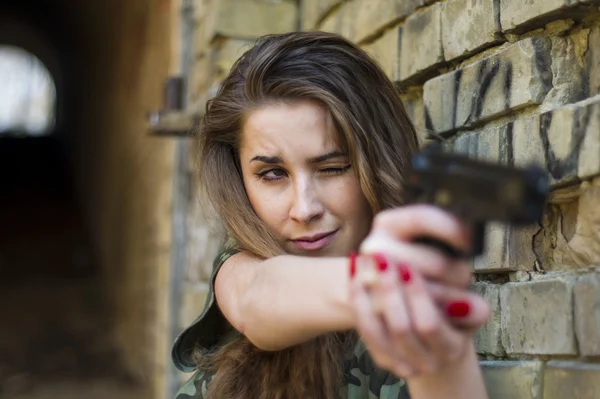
176;0;600;397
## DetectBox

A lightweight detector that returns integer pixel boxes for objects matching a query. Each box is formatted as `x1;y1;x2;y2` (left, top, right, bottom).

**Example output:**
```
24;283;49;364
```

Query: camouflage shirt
172;240;410;399
175;339;410;399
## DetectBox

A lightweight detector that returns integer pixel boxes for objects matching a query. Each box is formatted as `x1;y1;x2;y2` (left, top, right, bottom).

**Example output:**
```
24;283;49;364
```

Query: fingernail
349;252;358;278
446;301;471;317
374;253;388;272
397;263;411;283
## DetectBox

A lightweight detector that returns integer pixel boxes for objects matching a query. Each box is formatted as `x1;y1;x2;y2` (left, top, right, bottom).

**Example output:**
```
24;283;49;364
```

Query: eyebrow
250;151;347;165
250;155;282;164
308;151;346;164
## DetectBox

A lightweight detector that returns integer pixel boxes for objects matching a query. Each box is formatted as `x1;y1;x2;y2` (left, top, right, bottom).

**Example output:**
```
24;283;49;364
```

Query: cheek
244;179;288;231
325;176;372;223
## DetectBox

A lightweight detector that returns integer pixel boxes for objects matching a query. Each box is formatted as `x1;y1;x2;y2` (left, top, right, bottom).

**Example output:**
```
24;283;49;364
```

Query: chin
285;245;333;257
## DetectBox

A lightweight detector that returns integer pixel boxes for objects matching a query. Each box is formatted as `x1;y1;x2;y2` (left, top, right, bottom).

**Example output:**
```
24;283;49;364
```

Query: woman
172;31;491;399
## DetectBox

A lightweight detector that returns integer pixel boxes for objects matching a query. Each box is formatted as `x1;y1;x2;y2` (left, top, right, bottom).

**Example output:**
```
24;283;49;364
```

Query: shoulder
212;236;265;281
213;235;242;270
171;235;243;372
213;239;264;302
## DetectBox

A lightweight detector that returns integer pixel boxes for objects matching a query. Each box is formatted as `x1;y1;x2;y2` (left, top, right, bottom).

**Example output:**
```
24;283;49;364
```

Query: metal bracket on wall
148;110;199;137
148;76;199;137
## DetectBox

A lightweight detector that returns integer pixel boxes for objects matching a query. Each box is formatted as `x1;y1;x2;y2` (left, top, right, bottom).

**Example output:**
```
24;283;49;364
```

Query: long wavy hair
194;31;419;399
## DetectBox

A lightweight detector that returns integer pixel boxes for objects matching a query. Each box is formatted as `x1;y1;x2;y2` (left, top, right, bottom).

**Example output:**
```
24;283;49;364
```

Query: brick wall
179;1;600;397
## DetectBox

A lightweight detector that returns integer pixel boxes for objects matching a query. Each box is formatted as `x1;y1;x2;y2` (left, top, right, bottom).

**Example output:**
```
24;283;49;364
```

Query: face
239;100;372;257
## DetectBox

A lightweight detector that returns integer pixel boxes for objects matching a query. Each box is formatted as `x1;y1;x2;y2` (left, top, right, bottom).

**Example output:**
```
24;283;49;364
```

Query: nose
289;175;324;224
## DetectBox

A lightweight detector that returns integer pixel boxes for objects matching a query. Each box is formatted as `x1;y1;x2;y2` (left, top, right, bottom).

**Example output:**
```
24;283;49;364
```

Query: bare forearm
406;342;488;399
238;255;354;351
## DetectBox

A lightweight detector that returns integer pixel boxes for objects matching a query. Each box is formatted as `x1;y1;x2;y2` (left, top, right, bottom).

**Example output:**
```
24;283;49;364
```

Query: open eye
255;168;288;181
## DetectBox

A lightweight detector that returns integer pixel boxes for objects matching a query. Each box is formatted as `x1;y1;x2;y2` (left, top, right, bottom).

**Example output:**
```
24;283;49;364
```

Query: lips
290;230;338;251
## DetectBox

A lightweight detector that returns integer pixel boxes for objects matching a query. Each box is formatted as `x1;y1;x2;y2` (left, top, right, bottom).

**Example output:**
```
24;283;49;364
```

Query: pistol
405;142;550;258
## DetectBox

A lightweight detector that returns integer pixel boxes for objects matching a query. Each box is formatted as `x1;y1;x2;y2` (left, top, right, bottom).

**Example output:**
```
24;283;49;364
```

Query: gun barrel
407;150;549;225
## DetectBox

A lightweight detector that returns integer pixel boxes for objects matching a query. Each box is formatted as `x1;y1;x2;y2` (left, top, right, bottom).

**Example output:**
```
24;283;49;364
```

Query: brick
192;0;220;22
531;204;572;272
451;123;512;164
451;131;476;156
319;1;353;38
473;223;539;272
500;0;587;33
215;0;297;39
541;35;588;112
348;0;421;43
543;361;600;399
588;26;600;97
577;97;600;179
531;184;600;271
424;37;553;135
441;0;501;61
213;39;254;81
510;115;546;174
398;3;443;81
474;223;509;272
472;283;504;356
301;0;343;30
475;134;509;160
511;95;600;185
189;53;213;105
193;3;220;58
480;361;543;399
565;183;600;266
361;27;400;81
399;88;428;145
505;226;541;270
500;279;576;355
574;273;600;355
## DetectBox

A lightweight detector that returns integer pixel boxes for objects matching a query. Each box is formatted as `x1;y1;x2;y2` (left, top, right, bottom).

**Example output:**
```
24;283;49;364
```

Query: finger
349;269;411;375
353;252;380;288
372;254;434;376
360;233;472;288
368;205;471;255
400;263;467;367
426;282;491;331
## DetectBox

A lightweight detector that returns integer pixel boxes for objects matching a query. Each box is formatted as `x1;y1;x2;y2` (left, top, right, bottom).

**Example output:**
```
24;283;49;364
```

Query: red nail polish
349;252;358;278
446;301;471;317
374;253;388;272
397;263;412;283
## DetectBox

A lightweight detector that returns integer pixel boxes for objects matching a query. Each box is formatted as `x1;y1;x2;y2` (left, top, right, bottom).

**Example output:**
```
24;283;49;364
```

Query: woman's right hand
359;204;488;329
348;205;491;377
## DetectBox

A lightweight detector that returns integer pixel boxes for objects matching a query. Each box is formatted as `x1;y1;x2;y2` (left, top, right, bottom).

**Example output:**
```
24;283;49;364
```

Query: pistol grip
413;237;465;259
413;223;485;259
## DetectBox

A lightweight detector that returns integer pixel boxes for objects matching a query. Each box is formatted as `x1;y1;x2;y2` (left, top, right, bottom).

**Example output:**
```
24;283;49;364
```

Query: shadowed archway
0;1;175;398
